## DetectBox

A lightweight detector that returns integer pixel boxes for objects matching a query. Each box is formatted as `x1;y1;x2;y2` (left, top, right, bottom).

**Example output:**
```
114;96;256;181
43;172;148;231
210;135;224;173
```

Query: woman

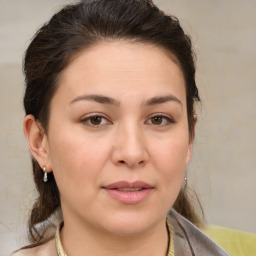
15;0;229;255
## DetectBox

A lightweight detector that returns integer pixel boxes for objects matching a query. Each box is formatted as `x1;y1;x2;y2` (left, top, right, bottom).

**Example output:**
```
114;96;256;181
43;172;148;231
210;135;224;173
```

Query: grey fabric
168;209;230;256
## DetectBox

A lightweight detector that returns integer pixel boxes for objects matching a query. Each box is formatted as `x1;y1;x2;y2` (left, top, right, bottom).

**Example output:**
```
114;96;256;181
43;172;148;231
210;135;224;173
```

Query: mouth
103;180;152;189
115;187;143;192
103;181;153;204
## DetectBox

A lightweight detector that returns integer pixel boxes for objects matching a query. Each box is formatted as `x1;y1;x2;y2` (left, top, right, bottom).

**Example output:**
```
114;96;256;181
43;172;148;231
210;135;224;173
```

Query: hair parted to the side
23;0;203;248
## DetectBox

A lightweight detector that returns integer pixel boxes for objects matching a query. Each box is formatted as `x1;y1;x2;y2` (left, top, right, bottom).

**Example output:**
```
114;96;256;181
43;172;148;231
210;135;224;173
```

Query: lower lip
104;188;153;204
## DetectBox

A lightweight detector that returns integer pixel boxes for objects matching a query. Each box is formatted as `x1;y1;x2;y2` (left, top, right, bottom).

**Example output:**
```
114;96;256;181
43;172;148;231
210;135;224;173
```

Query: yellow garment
204;226;256;256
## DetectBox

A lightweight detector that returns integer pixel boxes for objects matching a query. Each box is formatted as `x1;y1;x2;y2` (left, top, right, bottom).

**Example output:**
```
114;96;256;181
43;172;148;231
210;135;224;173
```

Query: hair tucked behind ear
173;184;204;228
28;160;60;241
22;0;203;248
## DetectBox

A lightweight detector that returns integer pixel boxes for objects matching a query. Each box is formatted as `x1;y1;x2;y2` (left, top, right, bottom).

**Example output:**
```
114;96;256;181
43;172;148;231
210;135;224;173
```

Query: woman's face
45;41;193;235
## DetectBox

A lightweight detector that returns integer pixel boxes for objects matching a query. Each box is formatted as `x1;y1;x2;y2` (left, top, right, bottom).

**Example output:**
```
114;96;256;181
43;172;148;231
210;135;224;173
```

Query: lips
116;187;143;192
103;181;153;204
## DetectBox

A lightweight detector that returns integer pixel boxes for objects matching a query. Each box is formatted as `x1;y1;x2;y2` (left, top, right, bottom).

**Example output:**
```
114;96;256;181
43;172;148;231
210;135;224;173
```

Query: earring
184;175;188;185
43;166;48;183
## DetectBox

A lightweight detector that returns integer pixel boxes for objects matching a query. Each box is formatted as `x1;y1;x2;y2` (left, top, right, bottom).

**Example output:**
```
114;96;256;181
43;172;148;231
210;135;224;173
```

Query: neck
60;217;169;256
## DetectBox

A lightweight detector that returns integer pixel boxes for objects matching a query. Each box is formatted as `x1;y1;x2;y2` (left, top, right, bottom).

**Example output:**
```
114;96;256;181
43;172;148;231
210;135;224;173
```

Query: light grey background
1;0;255;255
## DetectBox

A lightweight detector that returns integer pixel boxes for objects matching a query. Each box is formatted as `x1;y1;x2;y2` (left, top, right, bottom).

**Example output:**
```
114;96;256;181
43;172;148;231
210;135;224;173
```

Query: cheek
150;133;189;186
152;131;189;167
47;128;111;192
152;138;189;210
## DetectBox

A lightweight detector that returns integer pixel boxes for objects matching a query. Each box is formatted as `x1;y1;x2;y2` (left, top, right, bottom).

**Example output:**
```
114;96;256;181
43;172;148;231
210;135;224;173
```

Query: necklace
56;219;175;256
55;222;67;256
166;218;175;256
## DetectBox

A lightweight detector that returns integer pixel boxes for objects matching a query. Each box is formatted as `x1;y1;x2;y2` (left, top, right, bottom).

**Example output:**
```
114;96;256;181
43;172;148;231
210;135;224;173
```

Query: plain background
0;0;255;255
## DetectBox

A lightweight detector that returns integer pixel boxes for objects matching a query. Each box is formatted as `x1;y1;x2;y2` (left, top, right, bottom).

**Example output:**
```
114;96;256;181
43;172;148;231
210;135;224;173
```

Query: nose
111;123;149;169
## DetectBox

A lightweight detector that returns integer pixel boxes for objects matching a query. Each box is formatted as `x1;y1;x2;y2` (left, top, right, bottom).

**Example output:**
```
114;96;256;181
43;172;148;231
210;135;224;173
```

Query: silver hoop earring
43;166;48;183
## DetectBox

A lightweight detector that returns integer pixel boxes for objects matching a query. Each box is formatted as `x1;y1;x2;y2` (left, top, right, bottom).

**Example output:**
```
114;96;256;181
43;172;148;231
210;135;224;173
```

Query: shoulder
204;225;256;256
167;209;230;256
12;238;57;256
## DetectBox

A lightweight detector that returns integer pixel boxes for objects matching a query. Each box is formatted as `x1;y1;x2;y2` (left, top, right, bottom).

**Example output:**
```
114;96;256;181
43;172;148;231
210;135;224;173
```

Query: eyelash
145;114;175;126
81;114;174;127
81;114;111;127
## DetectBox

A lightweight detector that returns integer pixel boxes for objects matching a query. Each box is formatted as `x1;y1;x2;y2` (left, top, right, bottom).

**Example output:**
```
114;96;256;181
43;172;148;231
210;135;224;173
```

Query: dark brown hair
23;0;202;247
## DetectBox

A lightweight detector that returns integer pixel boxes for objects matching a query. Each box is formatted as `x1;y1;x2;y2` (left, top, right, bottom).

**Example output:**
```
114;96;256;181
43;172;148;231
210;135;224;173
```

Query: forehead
56;40;186;102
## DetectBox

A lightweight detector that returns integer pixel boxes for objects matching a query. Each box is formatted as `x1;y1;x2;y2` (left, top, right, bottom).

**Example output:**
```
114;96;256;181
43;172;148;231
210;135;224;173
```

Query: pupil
91;116;101;125
152;116;162;125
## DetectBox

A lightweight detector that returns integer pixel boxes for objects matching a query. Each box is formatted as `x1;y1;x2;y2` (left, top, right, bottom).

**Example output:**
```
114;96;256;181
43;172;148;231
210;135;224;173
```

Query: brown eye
146;115;174;126
151;116;163;125
81;114;111;127
90;116;102;125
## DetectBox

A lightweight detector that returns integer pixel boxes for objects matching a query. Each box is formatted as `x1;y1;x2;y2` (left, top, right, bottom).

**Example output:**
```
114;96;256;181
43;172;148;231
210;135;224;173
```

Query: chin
99;211;162;236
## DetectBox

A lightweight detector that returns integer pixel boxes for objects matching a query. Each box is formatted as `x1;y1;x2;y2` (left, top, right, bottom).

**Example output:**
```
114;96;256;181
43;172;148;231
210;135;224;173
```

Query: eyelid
145;113;175;125
80;113;112;126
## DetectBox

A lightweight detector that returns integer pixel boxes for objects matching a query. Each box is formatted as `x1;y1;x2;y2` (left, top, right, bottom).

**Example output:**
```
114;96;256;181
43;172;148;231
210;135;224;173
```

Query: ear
23;115;51;172
186;115;197;166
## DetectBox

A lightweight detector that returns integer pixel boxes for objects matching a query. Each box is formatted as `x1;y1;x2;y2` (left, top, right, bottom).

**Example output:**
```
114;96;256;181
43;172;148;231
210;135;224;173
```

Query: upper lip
103;181;153;189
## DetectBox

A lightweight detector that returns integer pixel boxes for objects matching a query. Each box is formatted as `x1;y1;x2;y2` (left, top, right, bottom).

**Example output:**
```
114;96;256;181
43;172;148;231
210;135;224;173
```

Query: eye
81;114;111;127
146;115;174;126
90;116;103;125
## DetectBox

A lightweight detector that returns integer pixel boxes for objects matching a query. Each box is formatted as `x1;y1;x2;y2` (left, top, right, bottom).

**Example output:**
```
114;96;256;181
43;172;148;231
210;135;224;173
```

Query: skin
24;41;194;256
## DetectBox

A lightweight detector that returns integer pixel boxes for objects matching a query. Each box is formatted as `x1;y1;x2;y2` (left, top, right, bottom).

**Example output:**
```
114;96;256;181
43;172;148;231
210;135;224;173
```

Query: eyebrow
70;93;182;107
70;94;120;106
145;95;182;107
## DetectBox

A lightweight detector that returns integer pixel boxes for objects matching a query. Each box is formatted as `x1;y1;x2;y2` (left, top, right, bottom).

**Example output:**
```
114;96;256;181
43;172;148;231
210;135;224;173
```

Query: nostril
118;159;145;166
